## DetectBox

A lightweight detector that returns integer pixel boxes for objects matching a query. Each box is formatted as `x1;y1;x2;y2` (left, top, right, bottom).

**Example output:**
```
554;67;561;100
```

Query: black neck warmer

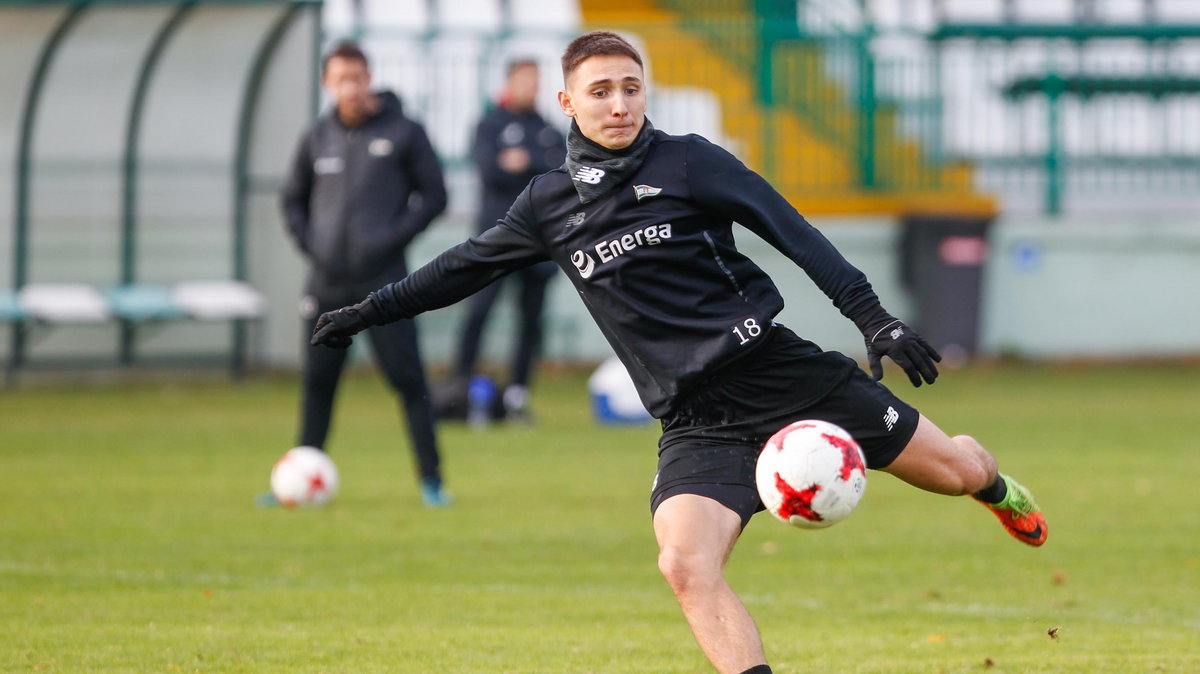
564;117;655;204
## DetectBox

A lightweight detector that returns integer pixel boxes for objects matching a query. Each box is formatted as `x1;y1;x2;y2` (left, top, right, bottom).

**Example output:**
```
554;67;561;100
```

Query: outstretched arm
312;187;549;348
686;136;940;386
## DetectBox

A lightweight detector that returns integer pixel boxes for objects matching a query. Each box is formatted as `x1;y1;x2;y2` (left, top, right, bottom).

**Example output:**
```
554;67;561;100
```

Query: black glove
855;309;942;387
310;297;383;349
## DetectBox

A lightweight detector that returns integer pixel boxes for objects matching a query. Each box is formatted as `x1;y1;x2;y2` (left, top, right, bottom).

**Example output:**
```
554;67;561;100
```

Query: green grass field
2;362;1198;673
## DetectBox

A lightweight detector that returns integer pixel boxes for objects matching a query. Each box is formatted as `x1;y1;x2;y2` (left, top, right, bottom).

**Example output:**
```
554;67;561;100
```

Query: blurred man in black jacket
281;42;449;507
452;59;565;421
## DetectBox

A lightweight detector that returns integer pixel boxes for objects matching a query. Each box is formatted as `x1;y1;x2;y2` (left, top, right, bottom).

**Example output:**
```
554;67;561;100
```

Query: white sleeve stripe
870;319;902;344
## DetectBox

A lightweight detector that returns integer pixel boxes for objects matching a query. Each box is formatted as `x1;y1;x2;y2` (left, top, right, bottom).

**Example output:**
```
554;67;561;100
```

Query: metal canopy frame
5;0;321;380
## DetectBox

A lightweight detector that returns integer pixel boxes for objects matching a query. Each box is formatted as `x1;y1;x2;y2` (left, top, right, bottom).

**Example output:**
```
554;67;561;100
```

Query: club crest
633;184;663;201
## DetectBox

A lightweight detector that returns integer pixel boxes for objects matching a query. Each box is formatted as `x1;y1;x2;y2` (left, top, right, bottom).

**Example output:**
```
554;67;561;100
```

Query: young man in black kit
311;31;1047;674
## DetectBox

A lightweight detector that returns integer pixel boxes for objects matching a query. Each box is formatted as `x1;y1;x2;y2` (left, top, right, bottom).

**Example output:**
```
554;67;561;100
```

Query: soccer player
310;31;1046;674
281;42;450;507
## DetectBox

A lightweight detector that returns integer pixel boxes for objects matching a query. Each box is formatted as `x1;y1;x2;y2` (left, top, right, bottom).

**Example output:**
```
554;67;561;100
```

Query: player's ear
557;89;574;118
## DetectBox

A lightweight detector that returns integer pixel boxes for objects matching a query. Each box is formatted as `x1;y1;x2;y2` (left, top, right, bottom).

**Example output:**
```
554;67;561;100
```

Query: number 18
731;318;762;345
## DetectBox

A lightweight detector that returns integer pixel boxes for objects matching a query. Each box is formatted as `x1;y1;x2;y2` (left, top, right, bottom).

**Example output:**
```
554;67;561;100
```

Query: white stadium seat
365;0;430;31
433;0;501;31
509;0;581;30
18;283;112;323
170;280;266;321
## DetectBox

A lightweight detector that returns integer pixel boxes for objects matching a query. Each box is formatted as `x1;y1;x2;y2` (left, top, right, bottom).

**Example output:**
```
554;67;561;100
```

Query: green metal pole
755;7;776;186
930;40;945;190
118;0;196;365
9;2;88;384
351;0;363;41
1045;88;1062;216
229;1;307;377
856;32;877;189
13;2;88;290
310;0;322;118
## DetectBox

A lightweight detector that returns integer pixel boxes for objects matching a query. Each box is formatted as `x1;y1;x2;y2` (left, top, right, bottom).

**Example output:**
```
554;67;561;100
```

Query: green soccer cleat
975;474;1047;547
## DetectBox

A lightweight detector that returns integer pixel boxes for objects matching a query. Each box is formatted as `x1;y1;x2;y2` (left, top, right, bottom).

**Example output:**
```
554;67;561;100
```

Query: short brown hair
323;41;369;75
560;31;643;82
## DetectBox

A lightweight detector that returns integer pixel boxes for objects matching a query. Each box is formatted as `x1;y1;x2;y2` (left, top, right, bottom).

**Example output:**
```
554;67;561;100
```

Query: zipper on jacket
703;231;745;297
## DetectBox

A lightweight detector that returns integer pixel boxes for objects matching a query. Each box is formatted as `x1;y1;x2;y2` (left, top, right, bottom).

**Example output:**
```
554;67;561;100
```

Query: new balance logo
572;166;605;185
890;326;904;340
633;184;663;201
566;212;586;227
883;406;899;432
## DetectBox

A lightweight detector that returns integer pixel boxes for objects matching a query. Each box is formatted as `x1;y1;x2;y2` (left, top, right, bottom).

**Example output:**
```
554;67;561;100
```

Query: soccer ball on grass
756;420;867;529
270;446;339;507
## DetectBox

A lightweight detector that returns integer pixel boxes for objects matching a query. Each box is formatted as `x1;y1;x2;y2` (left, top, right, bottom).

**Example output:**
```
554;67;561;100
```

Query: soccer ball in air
755;420;867;529
270;446;339;507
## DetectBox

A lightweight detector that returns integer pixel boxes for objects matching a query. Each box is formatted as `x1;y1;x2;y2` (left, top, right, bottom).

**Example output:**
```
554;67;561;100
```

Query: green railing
653;0;954;200
650;1;1200;214
931;21;1200;214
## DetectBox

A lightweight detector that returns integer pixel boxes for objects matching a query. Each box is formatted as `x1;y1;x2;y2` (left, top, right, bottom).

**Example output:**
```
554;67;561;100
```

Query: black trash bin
898;214;994;362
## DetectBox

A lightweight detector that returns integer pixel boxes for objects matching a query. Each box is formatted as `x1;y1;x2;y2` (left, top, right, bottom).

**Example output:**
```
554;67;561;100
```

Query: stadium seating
0;290;27;323
1;0;303;380
18;284;112;324
509;0;580;30
104;284;186;322
2;280;266;382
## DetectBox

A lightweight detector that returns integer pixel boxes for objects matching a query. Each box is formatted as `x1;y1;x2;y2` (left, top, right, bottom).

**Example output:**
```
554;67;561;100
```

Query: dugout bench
2;281;266;386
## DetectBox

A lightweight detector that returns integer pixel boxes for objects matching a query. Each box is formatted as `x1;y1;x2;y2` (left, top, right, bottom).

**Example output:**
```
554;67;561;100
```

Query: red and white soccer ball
270;446;339;507
756;420;868;529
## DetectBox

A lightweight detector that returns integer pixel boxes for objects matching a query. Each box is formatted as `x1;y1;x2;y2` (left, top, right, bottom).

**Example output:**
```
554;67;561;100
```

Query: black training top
472;105;565;234
370;130;882;416
282;91;447;301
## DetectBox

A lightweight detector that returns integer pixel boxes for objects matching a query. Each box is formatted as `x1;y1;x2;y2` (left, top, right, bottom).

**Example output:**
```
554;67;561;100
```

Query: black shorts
650;325;919;528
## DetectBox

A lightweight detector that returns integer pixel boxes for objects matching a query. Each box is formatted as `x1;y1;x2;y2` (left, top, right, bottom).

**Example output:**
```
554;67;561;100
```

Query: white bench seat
18;283;111;323
170;280;266;321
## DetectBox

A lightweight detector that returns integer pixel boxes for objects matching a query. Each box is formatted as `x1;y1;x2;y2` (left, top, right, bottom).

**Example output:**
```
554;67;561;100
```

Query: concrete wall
982;215;1200;359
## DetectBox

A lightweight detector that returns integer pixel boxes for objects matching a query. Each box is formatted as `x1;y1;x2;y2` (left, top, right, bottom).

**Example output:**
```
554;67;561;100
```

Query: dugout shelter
0;0;321;383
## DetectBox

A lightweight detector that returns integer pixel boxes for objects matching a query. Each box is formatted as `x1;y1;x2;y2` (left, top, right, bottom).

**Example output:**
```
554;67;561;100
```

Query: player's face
323;56;373;126
558;54;646;150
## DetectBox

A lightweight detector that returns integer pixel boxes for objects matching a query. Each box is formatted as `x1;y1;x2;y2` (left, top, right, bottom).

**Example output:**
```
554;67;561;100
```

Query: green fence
930;21;1200;215
587;0;1200;215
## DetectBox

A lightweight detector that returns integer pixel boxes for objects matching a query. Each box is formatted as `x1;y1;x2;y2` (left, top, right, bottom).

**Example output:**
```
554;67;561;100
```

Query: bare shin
654;494;768;674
